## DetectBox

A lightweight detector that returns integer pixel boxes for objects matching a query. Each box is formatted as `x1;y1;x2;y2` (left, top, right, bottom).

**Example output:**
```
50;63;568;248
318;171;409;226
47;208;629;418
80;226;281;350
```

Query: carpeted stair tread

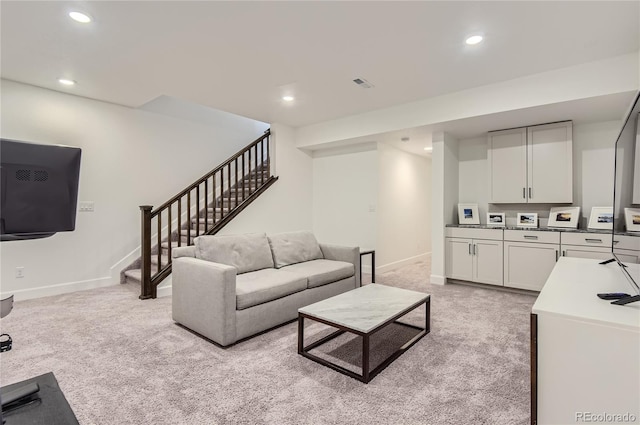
121;161;275;292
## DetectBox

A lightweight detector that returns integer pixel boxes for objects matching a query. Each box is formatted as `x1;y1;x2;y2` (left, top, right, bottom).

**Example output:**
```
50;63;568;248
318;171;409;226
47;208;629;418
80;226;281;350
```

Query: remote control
597;293;630;300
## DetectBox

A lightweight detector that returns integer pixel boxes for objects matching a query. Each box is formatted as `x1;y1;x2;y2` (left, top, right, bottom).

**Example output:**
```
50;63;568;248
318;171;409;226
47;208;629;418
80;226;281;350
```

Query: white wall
312;148;377;251
377;143;432;272
220;122;314;235
0;79;272;299
457;120;620;227
431;132;459;284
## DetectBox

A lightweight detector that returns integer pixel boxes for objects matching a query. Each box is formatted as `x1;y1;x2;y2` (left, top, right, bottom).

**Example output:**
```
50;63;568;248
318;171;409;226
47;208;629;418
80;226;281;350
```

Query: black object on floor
0;372;79;425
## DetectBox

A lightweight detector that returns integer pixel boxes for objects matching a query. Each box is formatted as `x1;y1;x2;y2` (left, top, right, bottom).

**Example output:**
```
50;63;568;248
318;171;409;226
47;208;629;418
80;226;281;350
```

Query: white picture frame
458;203;480;225
548;206;581;229
517;212;538;228
624;208;640;232
487;212;506;227
588;206;614;230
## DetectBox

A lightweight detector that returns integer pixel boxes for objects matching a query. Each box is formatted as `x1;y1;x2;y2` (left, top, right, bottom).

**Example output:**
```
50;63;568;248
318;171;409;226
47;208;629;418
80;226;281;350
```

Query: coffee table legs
298;298;430;383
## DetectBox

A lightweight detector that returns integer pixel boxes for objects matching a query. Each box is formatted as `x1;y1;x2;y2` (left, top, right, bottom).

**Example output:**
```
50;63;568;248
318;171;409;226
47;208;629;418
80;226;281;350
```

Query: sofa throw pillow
194;233;274;274
267;231;324;268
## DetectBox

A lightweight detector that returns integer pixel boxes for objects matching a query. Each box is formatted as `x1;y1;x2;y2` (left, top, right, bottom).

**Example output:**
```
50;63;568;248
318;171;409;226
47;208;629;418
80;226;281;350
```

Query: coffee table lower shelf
297;297;430;383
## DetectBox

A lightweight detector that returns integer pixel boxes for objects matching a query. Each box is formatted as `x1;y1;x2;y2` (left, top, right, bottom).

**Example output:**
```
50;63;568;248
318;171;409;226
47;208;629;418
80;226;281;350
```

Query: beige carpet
0;261;536;425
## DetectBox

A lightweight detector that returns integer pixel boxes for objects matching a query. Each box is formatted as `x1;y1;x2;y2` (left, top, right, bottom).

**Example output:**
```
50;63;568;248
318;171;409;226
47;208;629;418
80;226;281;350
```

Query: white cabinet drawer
504;230;560;244
613;234;640;251
445;227;503;241
561;232;612;247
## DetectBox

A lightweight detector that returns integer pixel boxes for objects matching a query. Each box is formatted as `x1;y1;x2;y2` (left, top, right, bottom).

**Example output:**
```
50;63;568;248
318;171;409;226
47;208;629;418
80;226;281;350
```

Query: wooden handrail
138;129;274;299
150;130;270;217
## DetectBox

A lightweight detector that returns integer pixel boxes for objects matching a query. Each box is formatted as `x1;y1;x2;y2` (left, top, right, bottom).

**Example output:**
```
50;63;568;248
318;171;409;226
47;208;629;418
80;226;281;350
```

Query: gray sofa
171;231;360;346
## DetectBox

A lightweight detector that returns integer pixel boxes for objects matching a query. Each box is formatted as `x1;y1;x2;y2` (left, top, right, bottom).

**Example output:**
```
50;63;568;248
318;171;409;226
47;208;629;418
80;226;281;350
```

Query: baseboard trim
1;277;114;301
430;274;446;285
110;246;142;284
157;276;172;298
377;252;429;274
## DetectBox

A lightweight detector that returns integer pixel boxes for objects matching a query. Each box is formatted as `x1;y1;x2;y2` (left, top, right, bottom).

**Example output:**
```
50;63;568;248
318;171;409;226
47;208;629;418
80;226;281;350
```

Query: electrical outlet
79;201;95;212
15;267;24;278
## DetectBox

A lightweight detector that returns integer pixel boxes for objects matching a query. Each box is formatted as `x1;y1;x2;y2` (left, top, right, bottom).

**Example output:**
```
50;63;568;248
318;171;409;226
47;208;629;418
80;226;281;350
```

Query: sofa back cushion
268;231;323;268
194;233;274;274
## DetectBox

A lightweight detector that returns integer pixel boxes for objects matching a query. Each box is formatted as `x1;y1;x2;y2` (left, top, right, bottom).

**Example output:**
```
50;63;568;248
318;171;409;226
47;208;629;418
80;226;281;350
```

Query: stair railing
138;129;276;299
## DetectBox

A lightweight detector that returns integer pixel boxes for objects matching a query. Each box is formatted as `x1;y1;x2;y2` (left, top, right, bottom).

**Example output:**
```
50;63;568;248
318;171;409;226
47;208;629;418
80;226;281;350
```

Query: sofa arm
172;257;238;346
320;243;361;287
172;245;196;259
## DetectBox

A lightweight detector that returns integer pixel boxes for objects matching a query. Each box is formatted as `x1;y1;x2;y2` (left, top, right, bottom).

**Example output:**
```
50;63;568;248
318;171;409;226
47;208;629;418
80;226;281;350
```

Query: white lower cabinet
445;228;503;286
614;234;640;263
560;232;612;260
503;230;560;291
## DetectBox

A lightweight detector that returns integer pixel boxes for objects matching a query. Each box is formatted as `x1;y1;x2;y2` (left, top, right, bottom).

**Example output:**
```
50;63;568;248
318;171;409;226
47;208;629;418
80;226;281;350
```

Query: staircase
122;130;277;299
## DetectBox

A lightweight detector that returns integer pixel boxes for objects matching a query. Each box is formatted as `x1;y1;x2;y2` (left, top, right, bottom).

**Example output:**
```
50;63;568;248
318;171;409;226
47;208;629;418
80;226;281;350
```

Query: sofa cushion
280;259;354;289
235;269;307;310
194;233;274;274
267;231;324;268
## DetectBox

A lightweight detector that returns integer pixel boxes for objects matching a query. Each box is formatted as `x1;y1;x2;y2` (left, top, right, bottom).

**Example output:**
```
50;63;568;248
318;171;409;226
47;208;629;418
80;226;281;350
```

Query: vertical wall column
431;132;459;285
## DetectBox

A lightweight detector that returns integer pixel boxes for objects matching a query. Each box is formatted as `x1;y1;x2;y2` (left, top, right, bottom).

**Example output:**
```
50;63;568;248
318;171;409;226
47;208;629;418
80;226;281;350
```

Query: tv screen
1;139;81;241
612;91;640;297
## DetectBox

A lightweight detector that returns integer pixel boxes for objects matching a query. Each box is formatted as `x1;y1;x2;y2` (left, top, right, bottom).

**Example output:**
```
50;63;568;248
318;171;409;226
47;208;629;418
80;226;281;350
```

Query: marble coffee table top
298;284;429;334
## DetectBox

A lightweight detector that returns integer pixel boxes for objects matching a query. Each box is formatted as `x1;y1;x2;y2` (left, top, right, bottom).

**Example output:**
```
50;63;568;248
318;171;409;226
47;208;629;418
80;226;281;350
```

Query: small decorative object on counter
458;203;480;225
624;208;640;232
487;212;506;227
516;212;538;228
548;206;580;229
588;206;613;230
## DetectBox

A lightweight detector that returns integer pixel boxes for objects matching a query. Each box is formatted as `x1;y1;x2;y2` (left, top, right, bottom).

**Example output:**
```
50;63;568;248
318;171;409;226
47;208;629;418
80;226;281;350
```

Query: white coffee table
298;284;430;383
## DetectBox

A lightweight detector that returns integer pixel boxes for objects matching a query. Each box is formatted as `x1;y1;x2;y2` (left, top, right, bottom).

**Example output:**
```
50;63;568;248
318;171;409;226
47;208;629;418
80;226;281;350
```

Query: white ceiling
1;1;638;130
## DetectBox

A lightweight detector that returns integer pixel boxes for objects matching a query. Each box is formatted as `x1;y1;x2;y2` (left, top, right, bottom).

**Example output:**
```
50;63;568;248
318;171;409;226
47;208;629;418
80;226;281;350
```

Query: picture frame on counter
624;208;640;232
487;212;506;227
517;212;538;228
588;206;614;230
458;203;480;225
548;206;581;229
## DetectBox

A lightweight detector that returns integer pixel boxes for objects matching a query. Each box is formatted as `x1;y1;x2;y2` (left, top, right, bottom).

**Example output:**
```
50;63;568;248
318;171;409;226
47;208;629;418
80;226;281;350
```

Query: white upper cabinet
488;121;573;204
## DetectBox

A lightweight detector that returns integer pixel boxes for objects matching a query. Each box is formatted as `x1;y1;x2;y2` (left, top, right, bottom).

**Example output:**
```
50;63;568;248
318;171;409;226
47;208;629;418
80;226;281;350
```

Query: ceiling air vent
353;78;374;89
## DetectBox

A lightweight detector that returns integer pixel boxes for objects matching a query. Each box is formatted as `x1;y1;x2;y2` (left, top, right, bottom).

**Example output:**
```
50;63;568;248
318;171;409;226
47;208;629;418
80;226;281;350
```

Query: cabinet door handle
469;243;472;255
562;250;566;257
524;235;538;240
555;250;559;262
613;240;620;245
473;244;477;256
585;238;602;243
529;187;532;199
523;188;526;199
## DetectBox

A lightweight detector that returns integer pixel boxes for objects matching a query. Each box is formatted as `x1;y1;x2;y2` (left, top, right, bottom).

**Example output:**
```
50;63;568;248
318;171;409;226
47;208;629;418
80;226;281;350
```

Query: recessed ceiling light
58;78;76;86
401;137;410;142
465;35;483;45
69;11;92;23
282;95;294;102
424;147;433;151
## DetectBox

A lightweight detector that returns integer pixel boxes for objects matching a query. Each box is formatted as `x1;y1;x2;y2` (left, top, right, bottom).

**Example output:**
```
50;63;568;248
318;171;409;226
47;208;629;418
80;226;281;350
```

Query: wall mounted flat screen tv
612;91;640;301
1;139;82;241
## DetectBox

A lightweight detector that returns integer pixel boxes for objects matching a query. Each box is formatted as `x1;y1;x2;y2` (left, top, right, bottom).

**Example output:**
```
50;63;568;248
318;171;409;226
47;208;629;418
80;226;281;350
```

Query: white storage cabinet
445;228;503;286
488;122;572;204
560;232;612;260
613;234;640;263
503;230;560;291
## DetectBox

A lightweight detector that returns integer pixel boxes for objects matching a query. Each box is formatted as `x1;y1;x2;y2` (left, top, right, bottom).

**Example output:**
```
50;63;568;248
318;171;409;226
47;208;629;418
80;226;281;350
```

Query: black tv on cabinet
1;139;82;241
611;91;640;303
